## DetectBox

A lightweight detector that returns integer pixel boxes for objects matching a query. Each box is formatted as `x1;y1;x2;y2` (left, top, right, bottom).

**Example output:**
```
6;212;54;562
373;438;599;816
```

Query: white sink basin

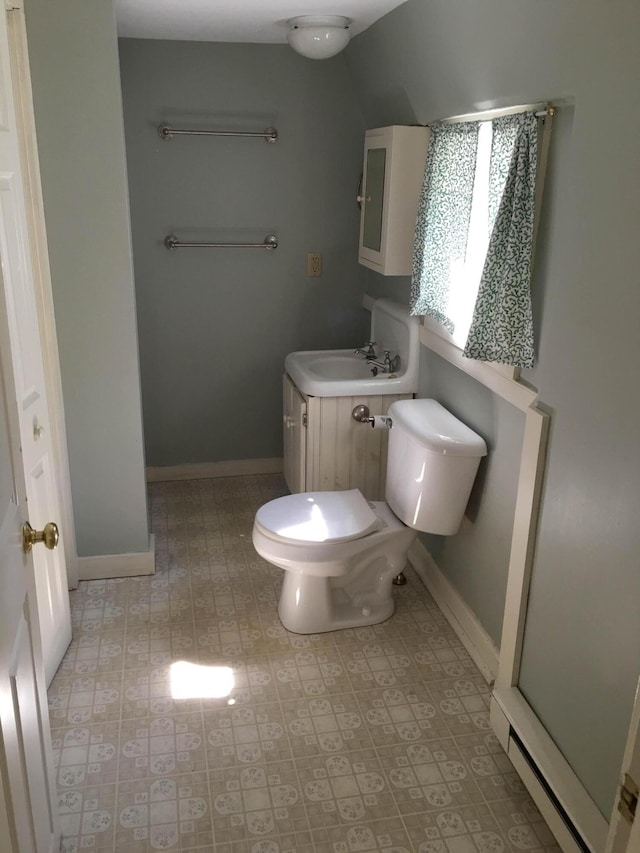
294;352;373;382
285;298;420;397
285;349;399;397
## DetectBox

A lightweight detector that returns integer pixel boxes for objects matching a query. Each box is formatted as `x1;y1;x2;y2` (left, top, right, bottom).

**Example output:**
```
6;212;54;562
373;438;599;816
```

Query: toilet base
278;576;395;634
277;548;408;634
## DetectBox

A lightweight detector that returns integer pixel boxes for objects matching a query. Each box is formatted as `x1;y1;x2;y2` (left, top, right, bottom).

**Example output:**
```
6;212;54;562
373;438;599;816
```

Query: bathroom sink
302;353;373;381
285;349;394;396
285;299;420;397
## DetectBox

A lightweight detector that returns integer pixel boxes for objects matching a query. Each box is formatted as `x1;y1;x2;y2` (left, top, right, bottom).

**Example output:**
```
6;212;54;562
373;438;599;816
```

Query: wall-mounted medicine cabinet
358;125;430;276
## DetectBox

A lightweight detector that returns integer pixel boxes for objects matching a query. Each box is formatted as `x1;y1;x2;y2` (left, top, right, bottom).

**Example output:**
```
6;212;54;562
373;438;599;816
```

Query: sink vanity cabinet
283;372;411;500
358;125;430;276
283;300;419;499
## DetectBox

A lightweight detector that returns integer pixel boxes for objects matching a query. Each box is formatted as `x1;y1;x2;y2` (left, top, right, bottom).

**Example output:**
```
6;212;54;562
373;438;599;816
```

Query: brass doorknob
22;521;59;554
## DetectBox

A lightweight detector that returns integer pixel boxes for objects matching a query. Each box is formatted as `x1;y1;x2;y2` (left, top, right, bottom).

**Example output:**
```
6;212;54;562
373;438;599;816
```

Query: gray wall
418;350;524;649
25;0;150;557
346;0;640;818
118;40;368;467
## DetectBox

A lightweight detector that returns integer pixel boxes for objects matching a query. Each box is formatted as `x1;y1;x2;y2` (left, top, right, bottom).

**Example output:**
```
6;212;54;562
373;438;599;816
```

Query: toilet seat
253;497;410;580
254;489;382;545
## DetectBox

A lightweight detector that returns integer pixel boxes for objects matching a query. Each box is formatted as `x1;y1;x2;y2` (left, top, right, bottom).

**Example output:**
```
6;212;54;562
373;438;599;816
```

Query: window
410;108;548;369
446;120;492;348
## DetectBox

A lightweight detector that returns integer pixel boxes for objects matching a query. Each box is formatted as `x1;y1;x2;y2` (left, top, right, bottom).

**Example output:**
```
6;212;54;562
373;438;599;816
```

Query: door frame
605;677;640;853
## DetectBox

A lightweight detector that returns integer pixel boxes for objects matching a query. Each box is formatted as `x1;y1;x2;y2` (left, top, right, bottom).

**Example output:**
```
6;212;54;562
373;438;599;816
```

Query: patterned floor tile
203;702;293;768
58;783;117;852
53;721;121;789
208;759;309;843
308;816;413;852
279;693;374;757
354;684;453;745
118;712;206;781
336;638;429;691
115;771;213;850
453;732;530;803
489;796;560;851
293;748;399;829
48;474;561;852
403;802;511;852
49;673;124;727
425;676;493;737
375;739;486;817
270;649;354;699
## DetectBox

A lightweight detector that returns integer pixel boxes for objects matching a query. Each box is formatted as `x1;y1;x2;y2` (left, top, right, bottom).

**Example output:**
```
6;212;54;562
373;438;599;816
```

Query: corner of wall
77;534;155;581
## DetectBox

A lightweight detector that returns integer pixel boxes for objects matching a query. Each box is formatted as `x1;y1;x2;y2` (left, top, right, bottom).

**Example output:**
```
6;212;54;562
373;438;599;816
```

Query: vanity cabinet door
283;373;411;500
283;373;306;494
358;125;430;276
305;392;412;500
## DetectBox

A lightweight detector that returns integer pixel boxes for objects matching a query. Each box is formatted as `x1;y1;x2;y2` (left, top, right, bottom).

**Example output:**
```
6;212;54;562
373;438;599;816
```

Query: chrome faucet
354;340;377;359
366;350;401;374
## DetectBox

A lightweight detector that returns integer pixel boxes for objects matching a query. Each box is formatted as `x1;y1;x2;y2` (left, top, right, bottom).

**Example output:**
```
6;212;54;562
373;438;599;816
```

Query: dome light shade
287;15;352;60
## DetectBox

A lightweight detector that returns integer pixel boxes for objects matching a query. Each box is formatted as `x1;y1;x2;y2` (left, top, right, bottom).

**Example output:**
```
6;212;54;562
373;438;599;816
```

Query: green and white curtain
410;122;478;330
464;113;537;366
410;111;539;368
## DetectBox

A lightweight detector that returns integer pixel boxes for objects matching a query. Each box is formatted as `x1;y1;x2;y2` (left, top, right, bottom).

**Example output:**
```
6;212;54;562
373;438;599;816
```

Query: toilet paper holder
352;404;393;430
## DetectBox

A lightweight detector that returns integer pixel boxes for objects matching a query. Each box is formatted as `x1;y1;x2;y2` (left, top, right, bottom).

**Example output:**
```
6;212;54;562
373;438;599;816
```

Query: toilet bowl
252;398;487;634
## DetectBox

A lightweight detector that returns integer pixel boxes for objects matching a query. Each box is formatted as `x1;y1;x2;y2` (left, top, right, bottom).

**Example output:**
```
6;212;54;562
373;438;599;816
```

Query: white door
0;1;71;684
0;256;58;851
606;678;640;853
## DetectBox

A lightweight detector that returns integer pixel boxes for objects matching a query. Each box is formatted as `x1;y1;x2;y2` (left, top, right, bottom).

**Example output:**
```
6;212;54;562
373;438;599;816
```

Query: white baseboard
77;534;155;581
407;538;499;684
146;458;284;483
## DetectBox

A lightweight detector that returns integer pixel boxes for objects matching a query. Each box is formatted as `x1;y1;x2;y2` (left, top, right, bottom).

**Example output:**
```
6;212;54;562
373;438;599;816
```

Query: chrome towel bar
164;234;278;251
158;124;278;143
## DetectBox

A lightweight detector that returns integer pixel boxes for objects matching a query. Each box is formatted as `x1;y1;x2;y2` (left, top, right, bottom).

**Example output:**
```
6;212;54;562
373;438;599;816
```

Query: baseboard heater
508;727;593;853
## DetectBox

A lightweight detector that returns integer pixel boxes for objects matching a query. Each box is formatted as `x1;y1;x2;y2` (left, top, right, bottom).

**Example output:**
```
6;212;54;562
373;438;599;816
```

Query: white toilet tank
385;399;487;535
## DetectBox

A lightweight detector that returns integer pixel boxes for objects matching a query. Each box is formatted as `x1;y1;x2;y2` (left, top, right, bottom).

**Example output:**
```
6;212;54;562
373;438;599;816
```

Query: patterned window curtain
463;112;538;367
409;122;479;329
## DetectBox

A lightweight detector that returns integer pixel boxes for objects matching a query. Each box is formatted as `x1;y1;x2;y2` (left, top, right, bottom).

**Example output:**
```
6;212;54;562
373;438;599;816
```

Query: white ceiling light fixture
287;15;352;60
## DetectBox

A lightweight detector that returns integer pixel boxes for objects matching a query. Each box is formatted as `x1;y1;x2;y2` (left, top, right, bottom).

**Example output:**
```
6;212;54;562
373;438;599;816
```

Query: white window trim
419;316;532;408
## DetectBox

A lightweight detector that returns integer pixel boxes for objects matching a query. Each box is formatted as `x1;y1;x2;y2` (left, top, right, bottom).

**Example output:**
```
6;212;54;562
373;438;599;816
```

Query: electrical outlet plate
307;252;322;277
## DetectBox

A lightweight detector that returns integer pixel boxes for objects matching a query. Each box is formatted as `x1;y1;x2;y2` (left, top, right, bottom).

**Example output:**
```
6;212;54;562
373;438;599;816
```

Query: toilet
252;398;487;634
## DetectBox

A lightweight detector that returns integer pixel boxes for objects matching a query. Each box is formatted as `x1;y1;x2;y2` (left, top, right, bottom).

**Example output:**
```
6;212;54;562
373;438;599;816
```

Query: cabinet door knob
356;195;371;203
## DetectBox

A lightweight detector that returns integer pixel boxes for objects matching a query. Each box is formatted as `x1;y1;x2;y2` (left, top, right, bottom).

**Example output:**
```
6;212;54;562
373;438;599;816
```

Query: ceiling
114;0;407;43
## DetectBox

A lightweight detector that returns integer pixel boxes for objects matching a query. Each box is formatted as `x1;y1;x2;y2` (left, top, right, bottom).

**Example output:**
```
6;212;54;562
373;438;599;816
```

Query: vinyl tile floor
48;475;562;853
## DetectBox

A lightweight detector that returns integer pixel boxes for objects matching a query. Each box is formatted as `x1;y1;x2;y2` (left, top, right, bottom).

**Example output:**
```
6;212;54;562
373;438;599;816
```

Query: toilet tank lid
255;489;382;544
388;399;488;457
